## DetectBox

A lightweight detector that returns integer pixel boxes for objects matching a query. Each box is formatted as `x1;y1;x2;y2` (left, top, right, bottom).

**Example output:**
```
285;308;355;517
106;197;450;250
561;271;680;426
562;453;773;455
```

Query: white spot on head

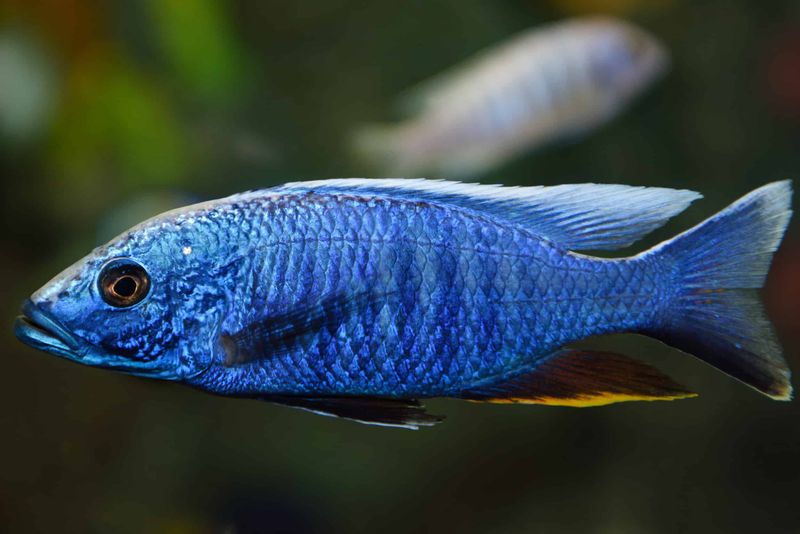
182;246;193;256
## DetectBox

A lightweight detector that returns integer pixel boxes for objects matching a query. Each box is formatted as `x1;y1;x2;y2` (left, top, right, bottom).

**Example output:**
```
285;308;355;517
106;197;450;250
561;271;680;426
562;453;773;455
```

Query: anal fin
266;396;444;429
460;350;697;407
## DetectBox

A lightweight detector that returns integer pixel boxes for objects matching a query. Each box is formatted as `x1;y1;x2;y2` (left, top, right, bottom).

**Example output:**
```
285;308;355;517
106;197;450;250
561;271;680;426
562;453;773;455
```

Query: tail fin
644;181;793;399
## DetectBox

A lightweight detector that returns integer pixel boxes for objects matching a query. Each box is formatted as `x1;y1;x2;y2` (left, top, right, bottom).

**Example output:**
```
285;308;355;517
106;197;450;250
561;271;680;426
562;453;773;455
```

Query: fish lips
14;299;84;361
15;300;186;379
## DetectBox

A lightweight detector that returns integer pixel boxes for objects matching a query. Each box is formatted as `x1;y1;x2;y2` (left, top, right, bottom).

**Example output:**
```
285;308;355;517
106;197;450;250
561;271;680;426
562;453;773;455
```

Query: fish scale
15;179;792;428
181;193;662;397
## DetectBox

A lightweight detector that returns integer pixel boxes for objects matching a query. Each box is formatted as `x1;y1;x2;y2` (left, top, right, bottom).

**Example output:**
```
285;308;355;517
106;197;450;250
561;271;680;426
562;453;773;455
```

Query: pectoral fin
223;290;390;366
460;350;696;407
266;396;444;429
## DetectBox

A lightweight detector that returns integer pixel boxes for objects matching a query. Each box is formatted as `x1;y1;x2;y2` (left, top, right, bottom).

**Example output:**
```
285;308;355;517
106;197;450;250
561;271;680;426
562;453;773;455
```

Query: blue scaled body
197;191;659;396
14;179;794;428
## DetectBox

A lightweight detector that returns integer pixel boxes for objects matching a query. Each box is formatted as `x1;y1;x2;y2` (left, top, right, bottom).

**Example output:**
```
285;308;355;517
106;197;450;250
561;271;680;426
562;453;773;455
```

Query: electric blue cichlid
14;179;793;428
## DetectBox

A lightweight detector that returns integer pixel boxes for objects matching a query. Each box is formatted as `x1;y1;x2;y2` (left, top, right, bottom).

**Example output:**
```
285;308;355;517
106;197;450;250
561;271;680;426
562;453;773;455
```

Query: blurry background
2;1;800;532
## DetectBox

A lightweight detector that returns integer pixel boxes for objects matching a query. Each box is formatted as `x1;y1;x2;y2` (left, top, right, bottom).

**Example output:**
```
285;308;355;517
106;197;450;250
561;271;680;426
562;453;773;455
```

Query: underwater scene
2;1;800;533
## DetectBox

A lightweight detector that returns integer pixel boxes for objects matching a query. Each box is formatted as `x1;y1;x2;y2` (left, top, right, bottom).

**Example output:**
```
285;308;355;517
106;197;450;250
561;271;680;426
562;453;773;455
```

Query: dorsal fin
273;179;701;251
460;349;697;406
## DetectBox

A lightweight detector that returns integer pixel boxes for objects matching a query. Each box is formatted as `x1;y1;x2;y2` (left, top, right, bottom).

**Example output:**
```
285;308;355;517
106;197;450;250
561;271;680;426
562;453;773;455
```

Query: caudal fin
645;181;793;399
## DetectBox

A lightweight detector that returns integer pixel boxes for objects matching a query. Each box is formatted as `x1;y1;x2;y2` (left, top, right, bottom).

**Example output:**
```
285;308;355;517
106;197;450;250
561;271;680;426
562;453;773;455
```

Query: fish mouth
14;300;83;360
14;300;184;380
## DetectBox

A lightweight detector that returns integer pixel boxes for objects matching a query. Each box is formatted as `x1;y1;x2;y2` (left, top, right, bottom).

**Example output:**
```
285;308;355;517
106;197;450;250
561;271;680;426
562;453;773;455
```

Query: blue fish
14;179;793;428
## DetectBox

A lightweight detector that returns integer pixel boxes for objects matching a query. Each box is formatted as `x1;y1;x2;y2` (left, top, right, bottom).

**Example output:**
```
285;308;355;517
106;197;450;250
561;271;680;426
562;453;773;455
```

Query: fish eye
98;259;151;308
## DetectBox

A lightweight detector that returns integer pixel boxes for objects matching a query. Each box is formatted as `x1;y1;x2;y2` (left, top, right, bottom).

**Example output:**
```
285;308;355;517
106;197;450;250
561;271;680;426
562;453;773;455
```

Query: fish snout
14;299;83;358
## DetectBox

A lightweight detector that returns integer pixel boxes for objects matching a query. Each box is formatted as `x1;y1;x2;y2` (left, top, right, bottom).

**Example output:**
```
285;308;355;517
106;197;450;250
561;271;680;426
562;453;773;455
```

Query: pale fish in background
353;17;669;177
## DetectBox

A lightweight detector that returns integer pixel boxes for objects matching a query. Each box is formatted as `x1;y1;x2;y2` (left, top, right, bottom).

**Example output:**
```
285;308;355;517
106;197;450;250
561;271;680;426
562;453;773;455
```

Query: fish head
587;18;670;103
14;211;233;381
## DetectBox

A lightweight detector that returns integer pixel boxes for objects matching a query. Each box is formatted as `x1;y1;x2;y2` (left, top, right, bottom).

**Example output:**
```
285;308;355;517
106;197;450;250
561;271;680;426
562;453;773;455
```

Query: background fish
14;179;792;428
353;17;669;177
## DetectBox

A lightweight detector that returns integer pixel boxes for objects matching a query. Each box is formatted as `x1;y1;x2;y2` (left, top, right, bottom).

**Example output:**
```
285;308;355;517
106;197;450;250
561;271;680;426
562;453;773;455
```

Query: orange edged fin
459;350;697;407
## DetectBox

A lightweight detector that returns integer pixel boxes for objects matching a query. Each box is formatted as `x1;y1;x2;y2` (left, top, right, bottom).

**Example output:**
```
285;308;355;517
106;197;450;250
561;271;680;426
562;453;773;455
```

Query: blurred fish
15;179;792;429
354;17;669;177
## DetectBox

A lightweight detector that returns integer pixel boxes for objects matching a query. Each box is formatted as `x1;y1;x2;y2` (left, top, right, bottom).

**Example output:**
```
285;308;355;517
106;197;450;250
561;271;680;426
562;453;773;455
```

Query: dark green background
2;1;799;532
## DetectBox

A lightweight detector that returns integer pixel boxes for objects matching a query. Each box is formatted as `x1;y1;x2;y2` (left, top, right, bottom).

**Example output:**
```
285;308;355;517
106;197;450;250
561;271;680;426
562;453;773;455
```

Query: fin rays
460;349;696;407
273;179;701;251
265;396;444;429
645;180;793;399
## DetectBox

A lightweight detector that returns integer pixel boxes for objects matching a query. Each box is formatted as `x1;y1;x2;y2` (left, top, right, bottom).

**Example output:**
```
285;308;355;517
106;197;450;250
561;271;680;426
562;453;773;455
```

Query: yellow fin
475;392;697;407
460;350;696;407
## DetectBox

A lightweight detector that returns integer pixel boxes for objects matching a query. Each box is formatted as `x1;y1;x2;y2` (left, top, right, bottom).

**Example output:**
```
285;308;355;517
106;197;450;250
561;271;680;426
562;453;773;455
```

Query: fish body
354;17;668;177
15;179;793;428
193;194;657;397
